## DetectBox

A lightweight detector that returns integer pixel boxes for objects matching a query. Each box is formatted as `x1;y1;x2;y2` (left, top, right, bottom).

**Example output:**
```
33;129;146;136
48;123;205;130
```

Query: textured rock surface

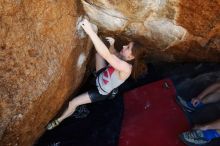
82;0;220;61
0;0;220;146
0;0;92;145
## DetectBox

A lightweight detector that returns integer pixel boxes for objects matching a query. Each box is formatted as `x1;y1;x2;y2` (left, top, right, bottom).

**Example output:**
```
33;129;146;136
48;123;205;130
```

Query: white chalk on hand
76;16;87;38
75;16;98;38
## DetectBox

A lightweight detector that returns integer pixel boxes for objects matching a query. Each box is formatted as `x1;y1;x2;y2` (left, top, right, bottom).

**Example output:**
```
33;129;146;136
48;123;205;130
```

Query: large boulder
82;0;220;61
0;0;220;146
0;0;92;145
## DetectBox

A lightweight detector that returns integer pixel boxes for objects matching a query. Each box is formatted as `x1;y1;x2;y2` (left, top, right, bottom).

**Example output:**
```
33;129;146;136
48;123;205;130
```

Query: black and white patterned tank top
96;66;125;95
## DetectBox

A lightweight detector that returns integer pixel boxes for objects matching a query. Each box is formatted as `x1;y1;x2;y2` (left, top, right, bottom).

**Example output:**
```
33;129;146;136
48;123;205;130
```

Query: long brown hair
129;41;148;79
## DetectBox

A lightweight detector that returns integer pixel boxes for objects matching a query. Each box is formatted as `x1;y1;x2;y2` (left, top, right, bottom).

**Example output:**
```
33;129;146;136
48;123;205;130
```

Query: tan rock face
0;0;92;146
0;0;220;146
82;0;220;61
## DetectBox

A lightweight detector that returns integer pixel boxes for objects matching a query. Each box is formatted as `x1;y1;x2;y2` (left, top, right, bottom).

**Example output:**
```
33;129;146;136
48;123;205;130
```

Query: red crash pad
119;79;189;146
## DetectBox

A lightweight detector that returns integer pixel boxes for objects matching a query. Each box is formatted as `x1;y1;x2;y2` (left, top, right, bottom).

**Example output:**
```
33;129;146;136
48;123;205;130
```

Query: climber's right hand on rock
80;19;97;35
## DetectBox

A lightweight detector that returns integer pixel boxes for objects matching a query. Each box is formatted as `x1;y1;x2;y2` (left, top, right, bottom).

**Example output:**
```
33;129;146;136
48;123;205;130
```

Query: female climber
46;19;147;130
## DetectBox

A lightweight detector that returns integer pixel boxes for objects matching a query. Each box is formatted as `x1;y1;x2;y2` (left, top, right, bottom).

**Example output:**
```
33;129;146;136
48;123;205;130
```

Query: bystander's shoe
180;130;211;146
176;96;196;112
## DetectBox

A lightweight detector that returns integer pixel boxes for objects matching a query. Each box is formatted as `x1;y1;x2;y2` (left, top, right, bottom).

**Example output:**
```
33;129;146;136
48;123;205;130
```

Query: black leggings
88;87;118;102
